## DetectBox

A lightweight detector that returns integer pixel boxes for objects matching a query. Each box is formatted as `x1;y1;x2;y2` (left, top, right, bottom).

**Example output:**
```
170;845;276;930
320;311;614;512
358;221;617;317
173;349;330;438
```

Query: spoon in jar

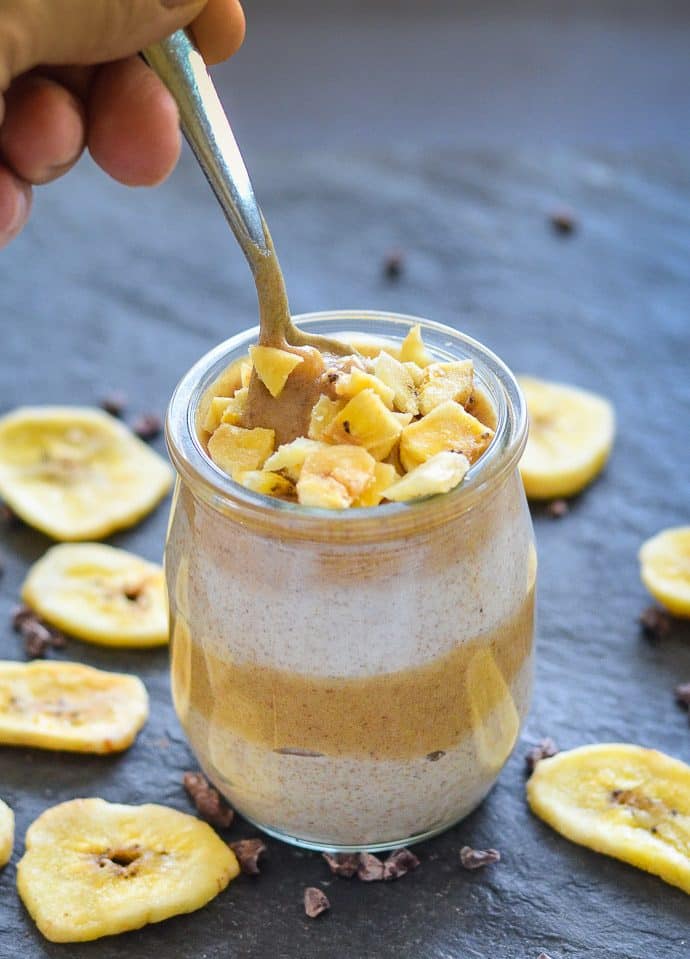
143;30;353;443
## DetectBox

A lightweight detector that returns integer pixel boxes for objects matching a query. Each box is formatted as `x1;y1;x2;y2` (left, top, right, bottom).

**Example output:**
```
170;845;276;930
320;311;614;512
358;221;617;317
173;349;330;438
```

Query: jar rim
165;311;528;542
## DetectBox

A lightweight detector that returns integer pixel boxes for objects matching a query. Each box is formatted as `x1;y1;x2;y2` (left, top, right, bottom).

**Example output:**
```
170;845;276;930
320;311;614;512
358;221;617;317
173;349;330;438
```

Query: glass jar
165;311;535;852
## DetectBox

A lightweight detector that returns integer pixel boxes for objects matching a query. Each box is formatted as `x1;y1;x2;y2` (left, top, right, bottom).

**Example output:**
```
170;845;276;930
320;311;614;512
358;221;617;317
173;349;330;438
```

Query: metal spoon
142;30;349;356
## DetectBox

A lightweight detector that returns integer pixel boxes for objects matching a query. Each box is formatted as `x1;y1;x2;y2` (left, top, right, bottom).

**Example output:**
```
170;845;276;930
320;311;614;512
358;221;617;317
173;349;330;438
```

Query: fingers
191;0;246;65
0;0;207;87
88;57;181;187
0;165;32;248
0;75;85;184
0;0;246;249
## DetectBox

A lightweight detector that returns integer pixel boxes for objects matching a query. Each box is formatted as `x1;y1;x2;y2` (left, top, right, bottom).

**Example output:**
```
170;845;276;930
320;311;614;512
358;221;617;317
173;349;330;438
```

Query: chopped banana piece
639;527;690;617
297;445;376;509
400;400;493;472
334;368;395;409
384;451;469;502
0;660;148;753
518;376;615;499
208;424;275;479
196;360;244;430
325;389;403;460
403;361;425;386
0;407;172;541
264;437;326;481
354;461;399;507
249;345;304;398
0;798;14;868
235;470;295;499
308;396;346;441
527;743;690;896
372;351;419;415
418;360;474;415
22;543;168;647
466;388;498;430
220;386;249;426
384;443;405;477
393;411;414;428
400;324;431;366
203;397;233;433
240;360;253;388
17;798;239;942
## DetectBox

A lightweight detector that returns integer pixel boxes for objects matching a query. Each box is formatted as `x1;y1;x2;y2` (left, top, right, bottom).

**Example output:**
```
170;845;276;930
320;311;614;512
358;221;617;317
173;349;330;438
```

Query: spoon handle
142;30;269;265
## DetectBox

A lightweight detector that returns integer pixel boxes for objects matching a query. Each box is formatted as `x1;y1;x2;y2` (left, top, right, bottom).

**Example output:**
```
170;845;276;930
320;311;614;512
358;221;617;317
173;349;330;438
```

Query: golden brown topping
203;327;495;508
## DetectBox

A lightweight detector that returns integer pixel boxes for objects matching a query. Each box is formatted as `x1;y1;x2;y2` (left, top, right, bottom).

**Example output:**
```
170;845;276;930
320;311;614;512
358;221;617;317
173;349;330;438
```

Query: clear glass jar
165;311;535;852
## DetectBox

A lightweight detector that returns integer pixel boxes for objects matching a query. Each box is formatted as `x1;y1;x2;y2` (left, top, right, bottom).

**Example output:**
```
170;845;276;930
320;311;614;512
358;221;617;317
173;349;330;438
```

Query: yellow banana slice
527;743;690;895
639;526;690;617
400;324;431;366
17;798;239;942
234;469;295;499
22;543;168;647
0;660;148;753
0;406;172;540
384;451;469;502
207;423;275;479
0;798;14;867
518;377;615;499
249;345;304;398
297;445;377;509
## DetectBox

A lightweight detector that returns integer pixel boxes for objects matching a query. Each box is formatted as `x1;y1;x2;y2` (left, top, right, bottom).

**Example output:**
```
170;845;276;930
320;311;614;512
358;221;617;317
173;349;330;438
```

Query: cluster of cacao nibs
11;604;66;659
99;393;162;441
181;771;507;921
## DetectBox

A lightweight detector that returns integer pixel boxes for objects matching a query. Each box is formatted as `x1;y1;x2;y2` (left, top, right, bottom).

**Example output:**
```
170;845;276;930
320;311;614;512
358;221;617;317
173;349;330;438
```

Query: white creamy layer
169;470;533;679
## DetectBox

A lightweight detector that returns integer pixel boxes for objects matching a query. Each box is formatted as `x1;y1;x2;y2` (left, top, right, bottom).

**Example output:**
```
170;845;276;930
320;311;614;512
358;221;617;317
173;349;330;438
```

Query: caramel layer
172;590;533;761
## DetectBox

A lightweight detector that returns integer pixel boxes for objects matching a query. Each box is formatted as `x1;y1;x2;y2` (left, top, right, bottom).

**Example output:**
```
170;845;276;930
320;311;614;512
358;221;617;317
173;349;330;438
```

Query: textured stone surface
1;149;690;958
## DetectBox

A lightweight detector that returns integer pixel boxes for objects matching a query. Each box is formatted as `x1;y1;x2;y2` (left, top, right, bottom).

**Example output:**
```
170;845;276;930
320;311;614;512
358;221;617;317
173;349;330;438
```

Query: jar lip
166;311;528;541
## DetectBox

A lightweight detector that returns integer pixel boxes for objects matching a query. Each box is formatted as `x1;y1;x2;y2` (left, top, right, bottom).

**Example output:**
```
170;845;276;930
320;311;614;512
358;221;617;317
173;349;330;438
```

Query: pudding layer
172;588;533;762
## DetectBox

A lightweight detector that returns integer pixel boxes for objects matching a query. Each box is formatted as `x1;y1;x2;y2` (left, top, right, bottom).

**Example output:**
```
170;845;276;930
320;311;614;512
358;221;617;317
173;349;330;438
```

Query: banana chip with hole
0;406;172;540
527;743;690;895
22;542;168;647
17;798;239;942
0;660;148;753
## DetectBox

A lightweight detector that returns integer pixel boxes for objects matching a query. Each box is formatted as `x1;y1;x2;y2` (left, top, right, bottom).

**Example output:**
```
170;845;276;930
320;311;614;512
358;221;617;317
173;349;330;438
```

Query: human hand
0;0;245;247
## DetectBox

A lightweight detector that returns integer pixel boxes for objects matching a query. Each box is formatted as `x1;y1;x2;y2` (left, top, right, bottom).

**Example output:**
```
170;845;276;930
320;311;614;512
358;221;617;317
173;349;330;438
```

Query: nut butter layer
172;590;533;762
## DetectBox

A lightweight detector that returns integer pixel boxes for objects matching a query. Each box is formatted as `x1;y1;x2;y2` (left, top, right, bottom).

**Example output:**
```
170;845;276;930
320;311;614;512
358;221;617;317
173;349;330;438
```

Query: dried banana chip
0;406;172;540
527;743;690;895
297;445;377;509
17;798;239;942
0;660;148;753
399;324;431;366
639;526;690;618
0;798;14;867
249;345;304;398
22;542;168;648
400;400;493;472
518;377;615;499
384;450;469;502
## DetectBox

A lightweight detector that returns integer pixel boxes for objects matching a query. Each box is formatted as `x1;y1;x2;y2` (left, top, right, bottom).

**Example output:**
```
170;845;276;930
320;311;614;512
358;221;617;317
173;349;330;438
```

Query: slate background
0;145;689;959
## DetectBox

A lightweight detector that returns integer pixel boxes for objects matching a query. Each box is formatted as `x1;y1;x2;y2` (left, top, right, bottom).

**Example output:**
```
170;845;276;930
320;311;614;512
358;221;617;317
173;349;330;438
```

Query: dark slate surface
1;148;690;958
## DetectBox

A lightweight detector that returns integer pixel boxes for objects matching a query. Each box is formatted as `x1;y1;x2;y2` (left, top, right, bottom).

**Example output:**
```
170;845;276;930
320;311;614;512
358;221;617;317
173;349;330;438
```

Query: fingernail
3;180;30;240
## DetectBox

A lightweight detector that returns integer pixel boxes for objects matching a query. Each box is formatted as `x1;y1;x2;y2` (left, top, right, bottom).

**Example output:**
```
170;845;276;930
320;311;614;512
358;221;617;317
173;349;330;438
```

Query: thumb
0;0;207;86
